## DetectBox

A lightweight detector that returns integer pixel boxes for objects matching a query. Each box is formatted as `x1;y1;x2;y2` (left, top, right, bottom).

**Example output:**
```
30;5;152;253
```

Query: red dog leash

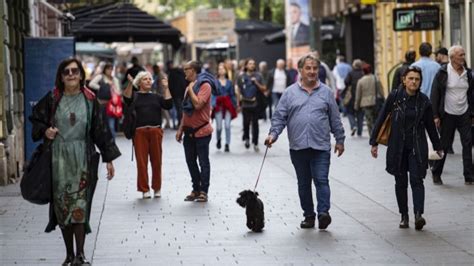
254;146;269;192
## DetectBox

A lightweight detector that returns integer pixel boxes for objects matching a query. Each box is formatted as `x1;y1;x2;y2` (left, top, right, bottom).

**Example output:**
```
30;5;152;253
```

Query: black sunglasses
62;67;80;76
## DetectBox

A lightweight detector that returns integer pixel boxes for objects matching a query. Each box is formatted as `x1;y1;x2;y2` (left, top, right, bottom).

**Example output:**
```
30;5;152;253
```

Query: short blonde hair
133;71;153;89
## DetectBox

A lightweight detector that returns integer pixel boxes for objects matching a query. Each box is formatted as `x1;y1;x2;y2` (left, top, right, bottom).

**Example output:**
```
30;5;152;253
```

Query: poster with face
286;0;311;70
288;0;310;47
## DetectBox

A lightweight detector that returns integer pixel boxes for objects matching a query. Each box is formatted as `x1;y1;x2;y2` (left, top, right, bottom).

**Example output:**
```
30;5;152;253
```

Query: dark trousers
432;112;472;181
183;134;211;193
290;149;331;217
395;148;424;214
242;107;259;145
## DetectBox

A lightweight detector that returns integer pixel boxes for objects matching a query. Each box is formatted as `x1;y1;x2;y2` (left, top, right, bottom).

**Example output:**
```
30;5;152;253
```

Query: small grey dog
236;190;264;232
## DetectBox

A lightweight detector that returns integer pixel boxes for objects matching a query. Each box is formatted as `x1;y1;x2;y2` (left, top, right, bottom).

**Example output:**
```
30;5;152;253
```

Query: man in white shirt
267;59;291;113
430;45;474;185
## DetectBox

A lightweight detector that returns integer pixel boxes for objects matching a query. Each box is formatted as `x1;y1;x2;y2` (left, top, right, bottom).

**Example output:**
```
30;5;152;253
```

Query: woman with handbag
354;63;384;136
370;66;443;231
212;63;238;152
88;63;122;137
123;71;173;199
29;58;121;265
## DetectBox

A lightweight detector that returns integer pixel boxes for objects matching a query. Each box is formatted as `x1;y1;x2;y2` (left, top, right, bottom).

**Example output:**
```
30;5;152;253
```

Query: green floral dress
52;93;90;227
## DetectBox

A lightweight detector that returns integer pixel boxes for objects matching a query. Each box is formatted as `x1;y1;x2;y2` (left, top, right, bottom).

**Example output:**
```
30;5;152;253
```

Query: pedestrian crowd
26;43;473;265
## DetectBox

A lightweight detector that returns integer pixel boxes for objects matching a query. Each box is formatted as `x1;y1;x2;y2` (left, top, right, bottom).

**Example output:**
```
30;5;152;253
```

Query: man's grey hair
448;45;464;59
276;59;285;65
133;71;153;89
297;54;320;70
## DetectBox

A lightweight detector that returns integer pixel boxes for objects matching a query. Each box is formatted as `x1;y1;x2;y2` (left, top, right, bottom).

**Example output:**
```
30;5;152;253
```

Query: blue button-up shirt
269;82;345;151
411;57;440;98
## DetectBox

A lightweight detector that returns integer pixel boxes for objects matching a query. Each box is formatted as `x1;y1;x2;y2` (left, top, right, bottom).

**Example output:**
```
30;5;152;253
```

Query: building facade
0;0;62;185
313;0;447;94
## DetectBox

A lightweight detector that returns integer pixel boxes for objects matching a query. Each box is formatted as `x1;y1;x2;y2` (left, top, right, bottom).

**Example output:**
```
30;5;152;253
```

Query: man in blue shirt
411;42;440;98
265;54;345;230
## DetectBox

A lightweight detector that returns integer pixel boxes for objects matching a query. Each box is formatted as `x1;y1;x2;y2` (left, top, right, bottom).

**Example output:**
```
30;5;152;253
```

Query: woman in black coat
30;58;121;265
370;66;442;230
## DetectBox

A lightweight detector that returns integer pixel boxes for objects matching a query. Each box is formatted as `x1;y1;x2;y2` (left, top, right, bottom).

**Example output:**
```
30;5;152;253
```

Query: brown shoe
184;191;199;201
195;191;208;202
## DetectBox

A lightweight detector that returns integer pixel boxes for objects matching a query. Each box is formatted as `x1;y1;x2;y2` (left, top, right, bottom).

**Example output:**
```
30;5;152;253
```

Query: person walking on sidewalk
30;58;121;265
88;63;122;138
343;59;365;137
237;58;267;151
123;71;173;199
411;42;440;98
265;54;345;230
212;63;238;152
176;61;215;203
354;63;384;136
370;66;442;230
430;45;474;185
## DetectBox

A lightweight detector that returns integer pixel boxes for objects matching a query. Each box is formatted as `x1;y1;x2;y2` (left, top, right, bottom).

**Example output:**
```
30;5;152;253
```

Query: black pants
432;112;472;181
242;107;259;145
395;148;425;214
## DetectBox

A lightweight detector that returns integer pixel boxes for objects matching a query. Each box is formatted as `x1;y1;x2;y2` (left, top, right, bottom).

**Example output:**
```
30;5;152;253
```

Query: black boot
62;254;74;266
73;253;90;265
216;139;221;149
399;213;409;229
432;174;443;185
300;216;315;229
414;212;426;231
318;213;332;229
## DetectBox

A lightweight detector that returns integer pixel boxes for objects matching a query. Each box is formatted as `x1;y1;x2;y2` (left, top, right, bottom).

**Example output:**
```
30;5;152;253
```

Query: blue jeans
183;135;211;193
214;110;232;145
290;149;331;217
107;116;116;138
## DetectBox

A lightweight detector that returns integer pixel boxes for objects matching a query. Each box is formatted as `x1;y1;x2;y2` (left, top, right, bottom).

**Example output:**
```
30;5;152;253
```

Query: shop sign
393;6;440;31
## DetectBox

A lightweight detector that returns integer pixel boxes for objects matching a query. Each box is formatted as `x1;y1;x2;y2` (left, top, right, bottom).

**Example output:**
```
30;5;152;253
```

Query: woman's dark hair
102;63;113;74
405;51;416;64
55;58;86;91
244;58;255;72
402;66;423;87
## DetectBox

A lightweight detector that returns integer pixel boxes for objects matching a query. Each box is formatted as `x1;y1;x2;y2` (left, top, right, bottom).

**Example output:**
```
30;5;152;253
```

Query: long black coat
370;88;441;177
29;88;121;233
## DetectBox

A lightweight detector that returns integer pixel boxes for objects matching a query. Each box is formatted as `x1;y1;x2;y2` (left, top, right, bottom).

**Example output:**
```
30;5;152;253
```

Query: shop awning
68;2;182;48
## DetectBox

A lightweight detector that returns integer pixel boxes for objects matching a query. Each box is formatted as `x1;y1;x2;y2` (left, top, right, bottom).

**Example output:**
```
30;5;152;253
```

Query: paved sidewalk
1;117;473;265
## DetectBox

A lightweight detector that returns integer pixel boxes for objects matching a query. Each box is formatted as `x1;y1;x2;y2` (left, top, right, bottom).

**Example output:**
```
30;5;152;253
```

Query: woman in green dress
30;58;121;265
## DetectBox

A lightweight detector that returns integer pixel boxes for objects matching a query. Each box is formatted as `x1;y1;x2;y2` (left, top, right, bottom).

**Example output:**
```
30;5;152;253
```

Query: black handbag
20;142;52;204
21;92;60;205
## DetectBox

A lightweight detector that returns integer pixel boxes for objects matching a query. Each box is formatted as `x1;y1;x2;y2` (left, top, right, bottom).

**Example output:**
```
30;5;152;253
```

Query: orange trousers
133;127;163;192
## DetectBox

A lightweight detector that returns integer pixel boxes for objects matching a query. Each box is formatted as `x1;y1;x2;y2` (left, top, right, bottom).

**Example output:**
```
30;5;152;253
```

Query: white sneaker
154;190;161;198
142;192;151;199
254;145;260;152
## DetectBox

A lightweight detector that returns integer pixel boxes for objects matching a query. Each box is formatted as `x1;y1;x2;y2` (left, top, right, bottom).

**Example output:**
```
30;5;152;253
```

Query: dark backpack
97;77;112;101
122;93;137;139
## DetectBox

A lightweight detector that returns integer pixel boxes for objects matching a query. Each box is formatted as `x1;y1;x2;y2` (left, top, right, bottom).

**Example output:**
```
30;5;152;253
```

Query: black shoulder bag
21;93;60;205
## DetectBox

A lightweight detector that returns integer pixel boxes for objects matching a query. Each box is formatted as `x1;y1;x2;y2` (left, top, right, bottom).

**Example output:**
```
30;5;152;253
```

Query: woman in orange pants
123;71;173;199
